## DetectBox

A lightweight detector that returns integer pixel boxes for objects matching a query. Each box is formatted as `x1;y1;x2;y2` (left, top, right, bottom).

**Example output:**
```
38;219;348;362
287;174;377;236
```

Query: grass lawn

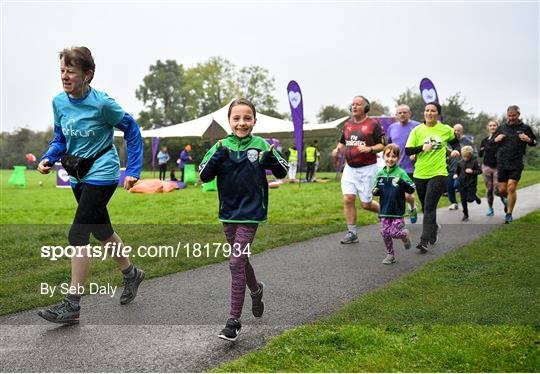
1;169;539;316
215;210;540;373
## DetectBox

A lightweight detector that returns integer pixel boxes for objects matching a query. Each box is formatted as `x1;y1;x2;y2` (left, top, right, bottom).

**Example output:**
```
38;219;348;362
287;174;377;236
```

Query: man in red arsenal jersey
332;96;385;244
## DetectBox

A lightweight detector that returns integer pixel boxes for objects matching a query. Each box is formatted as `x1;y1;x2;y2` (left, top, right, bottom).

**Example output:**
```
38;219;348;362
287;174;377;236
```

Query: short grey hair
507;105;520;113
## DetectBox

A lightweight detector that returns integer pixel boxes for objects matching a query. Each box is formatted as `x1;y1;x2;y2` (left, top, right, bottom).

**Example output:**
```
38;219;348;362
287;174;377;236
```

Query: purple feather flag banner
419;77;439;104
152;137;160;172
287;80;304;173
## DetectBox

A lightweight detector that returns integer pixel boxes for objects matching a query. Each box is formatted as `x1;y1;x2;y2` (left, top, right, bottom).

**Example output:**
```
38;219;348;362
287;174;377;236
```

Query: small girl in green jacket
373;144;416;264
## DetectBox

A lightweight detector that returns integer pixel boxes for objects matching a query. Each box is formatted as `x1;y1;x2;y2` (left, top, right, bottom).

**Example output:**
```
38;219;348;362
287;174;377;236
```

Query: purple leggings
380;218;407;256
223;223;259;319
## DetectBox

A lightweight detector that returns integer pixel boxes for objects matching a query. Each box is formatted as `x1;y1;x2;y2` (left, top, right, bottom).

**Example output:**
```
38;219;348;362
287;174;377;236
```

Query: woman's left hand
124;176;138;190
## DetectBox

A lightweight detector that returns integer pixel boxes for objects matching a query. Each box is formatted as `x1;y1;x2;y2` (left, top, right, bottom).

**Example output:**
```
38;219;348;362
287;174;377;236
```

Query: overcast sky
2;1;538;132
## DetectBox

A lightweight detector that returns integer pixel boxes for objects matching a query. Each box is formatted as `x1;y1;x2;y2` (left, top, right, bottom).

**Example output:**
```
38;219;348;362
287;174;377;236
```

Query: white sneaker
382;254;396;264
448;203;459;210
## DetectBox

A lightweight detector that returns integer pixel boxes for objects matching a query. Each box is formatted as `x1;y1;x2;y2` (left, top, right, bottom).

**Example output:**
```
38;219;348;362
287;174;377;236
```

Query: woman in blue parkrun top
37;46;144;324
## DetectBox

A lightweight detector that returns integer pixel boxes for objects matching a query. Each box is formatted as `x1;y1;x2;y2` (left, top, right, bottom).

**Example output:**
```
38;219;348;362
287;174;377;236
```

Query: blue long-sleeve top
41;88;143;184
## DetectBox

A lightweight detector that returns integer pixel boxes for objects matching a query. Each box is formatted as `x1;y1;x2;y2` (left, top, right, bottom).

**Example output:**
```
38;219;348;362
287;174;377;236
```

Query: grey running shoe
251;282;265;318
382;254;396;264
402;229;411;250
504;213;513;224
38;298;80;324
218;318;242;342
120;268;145;305
448;203;459;210
340;231;359;244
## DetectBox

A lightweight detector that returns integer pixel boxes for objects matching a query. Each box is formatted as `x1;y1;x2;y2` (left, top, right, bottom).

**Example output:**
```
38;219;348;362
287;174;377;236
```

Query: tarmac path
1;184;538;372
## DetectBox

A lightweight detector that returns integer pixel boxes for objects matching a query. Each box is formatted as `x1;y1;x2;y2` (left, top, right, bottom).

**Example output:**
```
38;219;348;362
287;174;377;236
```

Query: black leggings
159;163;167;180
69;183;117;246
460;187;478;216
306;162;316;181
414;176;447;244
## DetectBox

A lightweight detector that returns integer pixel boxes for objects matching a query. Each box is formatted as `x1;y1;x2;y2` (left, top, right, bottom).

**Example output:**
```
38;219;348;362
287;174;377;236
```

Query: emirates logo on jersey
345;135;365;147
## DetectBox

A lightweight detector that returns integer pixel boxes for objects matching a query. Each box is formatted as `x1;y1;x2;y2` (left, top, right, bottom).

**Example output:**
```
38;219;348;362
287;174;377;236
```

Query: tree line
2;57;539;170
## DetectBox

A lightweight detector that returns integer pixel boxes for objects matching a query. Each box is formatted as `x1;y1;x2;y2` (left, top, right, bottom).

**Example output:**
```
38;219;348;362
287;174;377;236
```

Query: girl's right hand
37;159;51;174
217;139;226;149
215;139;229;161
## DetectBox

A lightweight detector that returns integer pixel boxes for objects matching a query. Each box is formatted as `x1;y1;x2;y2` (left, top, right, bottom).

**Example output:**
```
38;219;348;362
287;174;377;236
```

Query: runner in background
387;104;420;223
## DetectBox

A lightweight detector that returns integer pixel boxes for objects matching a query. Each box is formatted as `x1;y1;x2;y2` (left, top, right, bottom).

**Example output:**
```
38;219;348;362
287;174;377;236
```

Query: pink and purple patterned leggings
223;223;259;319
380;218;407;256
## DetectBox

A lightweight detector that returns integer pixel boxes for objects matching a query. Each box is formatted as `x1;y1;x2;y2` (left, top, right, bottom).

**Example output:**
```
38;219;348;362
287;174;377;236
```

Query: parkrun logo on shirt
62;119;96;138
424;135;443;150
346;135;366;147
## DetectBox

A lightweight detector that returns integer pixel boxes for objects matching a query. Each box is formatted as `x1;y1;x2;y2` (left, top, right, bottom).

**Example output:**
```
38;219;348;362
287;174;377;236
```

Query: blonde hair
461;145;474;157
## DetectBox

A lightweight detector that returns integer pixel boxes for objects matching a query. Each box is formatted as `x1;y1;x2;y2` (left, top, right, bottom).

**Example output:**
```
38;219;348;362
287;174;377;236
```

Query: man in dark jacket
492;105;537;223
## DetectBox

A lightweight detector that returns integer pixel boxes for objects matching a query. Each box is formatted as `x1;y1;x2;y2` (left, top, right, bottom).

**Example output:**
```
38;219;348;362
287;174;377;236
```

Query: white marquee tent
115;102;348;139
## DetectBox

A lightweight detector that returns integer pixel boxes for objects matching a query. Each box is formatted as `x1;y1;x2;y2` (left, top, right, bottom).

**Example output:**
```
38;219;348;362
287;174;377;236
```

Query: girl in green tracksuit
199;98;288;341
373;144;416;264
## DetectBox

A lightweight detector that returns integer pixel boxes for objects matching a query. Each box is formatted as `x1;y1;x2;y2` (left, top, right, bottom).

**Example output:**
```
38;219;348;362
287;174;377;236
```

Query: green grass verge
1;170;539;317
0;171;352;315
3;169;539;224
215;210;540;373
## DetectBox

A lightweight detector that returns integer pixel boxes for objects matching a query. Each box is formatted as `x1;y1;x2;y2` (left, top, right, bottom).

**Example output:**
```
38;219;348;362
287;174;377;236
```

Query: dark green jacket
199;134;288;223
373;165;415;218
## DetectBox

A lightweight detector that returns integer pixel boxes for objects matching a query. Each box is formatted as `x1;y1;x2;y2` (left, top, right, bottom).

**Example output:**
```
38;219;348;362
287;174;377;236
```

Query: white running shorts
341;163;378;203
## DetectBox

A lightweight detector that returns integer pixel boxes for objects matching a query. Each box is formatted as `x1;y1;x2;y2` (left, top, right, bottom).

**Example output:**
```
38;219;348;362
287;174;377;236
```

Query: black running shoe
416;242;428;254
218;318;242;342
120;268;145;305
251;282;265;318
38;298;80;324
